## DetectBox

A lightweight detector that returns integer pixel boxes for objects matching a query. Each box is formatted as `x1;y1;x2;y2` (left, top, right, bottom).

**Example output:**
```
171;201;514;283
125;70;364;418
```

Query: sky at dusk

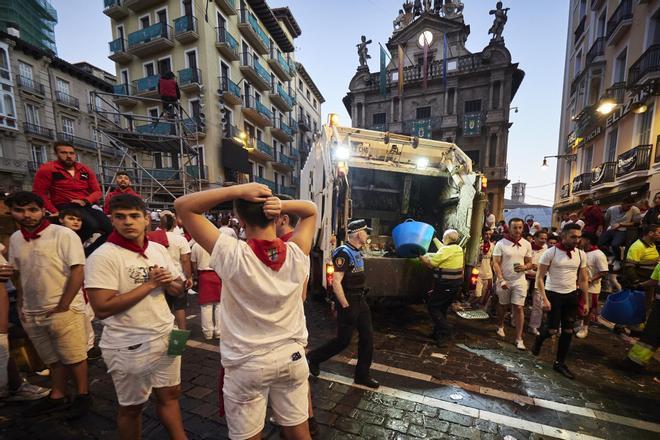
50;0;569;206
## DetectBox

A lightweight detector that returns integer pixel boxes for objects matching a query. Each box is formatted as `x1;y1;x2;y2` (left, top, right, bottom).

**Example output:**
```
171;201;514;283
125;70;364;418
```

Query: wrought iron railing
220;76;241;97
109;37;127;55
55;90;80;109
255;139;273;157
56;132;95;150
16;75;45;95
616;144;652;177
133;74;160;94
590;161;616;186
24;122;53;138
275;84;294;108
606;0;632;39
585;36;606;66
276;151;295;168
241;51;270;84
628;44;660;87
216;26;239;54
572;173;592;193
112;83;134;96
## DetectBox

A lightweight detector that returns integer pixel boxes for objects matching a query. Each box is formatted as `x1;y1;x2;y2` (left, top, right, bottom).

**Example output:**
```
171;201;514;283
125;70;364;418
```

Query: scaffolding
90;90;206;209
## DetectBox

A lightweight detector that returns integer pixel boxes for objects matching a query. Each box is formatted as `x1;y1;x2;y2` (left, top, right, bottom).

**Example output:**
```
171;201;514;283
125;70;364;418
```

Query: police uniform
307;220;378;388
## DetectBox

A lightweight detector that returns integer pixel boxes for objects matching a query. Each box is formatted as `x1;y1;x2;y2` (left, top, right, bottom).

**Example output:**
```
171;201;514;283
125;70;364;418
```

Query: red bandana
147;229;169;248
504;234;522;247
555;242;575;259
107;230;149;258
585;245;599;253
247;238;287;271
481;240;491;255
280;231;294;243
21;220;51;242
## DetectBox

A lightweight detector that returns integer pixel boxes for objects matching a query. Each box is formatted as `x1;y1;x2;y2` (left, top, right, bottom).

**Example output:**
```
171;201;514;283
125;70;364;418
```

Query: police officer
307;219;379;389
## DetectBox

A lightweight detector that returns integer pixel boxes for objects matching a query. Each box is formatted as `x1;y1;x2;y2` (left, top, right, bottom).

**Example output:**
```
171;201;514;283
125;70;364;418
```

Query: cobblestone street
1;294;659;440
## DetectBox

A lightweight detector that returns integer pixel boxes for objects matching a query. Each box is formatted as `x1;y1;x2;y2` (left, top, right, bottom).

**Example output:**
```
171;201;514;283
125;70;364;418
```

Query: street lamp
596;97;617;115
541;154;576;170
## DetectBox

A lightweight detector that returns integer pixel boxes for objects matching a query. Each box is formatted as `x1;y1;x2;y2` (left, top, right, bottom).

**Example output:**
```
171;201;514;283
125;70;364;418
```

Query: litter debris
503;436;518;440
449;393;464;400
431;352;447;360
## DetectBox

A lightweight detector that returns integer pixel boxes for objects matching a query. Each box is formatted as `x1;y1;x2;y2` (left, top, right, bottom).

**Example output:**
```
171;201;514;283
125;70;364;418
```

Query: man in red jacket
103;172;141;215
32;143;112;242
158;71;180;117
581;198;604;236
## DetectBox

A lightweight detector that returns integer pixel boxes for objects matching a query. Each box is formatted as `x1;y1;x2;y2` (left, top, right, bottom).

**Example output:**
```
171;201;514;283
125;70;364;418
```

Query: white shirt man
219;225;237;239
165;231;191;275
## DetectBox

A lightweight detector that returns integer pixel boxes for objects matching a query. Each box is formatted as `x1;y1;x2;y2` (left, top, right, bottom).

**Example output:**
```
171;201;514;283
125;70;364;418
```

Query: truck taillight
469;267;479;290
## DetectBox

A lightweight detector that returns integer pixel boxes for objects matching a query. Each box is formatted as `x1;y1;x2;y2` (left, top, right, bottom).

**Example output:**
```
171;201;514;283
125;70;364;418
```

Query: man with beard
103;172;141;215
32;143;111;243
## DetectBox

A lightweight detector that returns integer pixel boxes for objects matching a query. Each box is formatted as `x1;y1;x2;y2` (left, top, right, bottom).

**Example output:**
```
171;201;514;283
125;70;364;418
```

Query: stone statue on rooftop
433;0;443;15
413;0;423;17
488;1;510;42
357;35;372;68
403;0;413;15
424;0;433;13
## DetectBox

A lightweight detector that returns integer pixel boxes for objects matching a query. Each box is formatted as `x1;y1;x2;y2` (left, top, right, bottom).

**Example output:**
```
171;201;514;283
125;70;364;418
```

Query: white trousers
200;302;221;338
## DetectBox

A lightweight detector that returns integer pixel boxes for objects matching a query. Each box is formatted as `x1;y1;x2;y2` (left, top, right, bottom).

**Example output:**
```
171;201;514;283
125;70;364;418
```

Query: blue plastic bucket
601;289;646;325
392;219;435;258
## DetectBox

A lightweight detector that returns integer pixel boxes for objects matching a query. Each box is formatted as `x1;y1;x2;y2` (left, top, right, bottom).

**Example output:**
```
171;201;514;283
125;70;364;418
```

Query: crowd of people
0;141;657;440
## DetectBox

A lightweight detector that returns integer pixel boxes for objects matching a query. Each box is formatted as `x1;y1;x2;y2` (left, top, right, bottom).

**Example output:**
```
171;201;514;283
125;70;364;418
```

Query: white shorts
223;342;309;440
102;334;181;406
496;282;527;306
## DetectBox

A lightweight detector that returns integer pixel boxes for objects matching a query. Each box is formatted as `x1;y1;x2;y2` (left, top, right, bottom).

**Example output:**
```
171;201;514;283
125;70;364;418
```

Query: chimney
6;23;20;39
512;182;526;204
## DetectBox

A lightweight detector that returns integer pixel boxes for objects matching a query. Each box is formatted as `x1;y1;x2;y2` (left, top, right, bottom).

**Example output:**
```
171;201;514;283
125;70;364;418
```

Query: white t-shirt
9;224;86;314
493;238;532;285
526;244;548;278
585;249;608;294
190;242;212;271
219;226;238;239
165;231;191;275
85;241;183;349
209;234;310;367
539;246;587;294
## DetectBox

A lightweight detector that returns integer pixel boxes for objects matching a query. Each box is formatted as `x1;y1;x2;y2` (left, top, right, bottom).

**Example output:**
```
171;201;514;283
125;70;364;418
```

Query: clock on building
417;31;433;48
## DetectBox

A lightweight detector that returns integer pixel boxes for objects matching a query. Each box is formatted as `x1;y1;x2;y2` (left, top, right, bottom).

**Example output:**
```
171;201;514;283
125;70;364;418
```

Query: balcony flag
410;119;432;139
379;45;387;96
422;33;429;90
398;45;404;97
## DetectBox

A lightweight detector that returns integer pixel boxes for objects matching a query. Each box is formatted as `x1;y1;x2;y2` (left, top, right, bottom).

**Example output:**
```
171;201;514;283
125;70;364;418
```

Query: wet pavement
1;293;658;439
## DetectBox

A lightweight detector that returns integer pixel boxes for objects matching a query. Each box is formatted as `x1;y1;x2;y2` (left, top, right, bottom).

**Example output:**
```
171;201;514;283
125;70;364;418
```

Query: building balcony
215;26;240;61
124;0;164;12
271;118;293;142
268;47;292;81
223;123;243;144
16;74;45;97
218;76;242;106
215;0;237;15
289;117;298;134
54;91;80;110
590;161;616;188
23;122;53;140
108;38;132;64
112;83;137;107
254;176;277;192
238;9;270;55
601;81;626;105
278;185;296;197
242;95;272;127
0;158;28;175
616;144;652;180
135;121;175;136
133;74;160;98
28;161;42;173
185;165;208;180
249;138;274;161
298;113;311;132
572;172;592;195
585;36;606;66
570;68;587;97
628;44;660;88
606;0;633;46
269;84;294;112
574;15;586;45
560;183;570;199
178;68;202;94
141;168;181;181
103;0;129;19
182;116;206;138
174;15;198;44
273;151;295;171
56;132;96;152
240;51;271;91
127;23;174;58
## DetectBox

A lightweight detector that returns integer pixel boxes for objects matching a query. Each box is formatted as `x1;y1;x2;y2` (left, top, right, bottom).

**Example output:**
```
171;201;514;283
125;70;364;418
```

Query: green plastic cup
167;329;191;356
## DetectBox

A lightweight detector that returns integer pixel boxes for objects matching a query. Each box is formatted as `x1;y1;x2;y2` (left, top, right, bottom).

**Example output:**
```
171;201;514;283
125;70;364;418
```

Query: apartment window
25;103;39;125
186;50;197;70
56;78;70;95
154;152;163;168
298;79;303;90
596;9;607;38
605;127;618;162
144;62;155;77
581;144;593;174
120;69;129;85
2;94;15;118
313;99;318;109
464;99;481;113
613;48;627;84
157;58;171;75
465;150;480;167
62;117;75;135
574;50;582;76
139;15;150;29
636;104;655;145
19;61;33;80
0;48;8;80
257;165;264;178
190;99;201;118
488;134;497;167
491;81;501;110
31;144;47;165
148;107;159;120
372;113;386;125
650;9;660;46
156;8;167;24
392;97;399;121
416;106;431;119
280;174;285;187
306;90;310;100
578;0;586;18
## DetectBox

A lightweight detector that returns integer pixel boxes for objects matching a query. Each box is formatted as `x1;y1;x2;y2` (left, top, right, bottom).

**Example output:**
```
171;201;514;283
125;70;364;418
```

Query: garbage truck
300;117;488;303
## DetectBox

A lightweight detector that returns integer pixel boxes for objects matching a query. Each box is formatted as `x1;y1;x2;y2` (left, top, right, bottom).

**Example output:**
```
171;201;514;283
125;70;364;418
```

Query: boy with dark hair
6;191;90;418
175;183;317;440
85;194;187;440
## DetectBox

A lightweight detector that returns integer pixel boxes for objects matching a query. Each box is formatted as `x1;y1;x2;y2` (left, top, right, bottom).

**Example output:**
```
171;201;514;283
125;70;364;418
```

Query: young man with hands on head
175;183;317;440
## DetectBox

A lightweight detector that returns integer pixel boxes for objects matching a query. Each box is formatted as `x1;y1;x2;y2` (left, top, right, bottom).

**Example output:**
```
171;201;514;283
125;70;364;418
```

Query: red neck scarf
147;229;169;248
481;240;491;255
107;230;149;258
531;242;545;251
504;234;522;247
555;242;575;259
585;245;599;253
247;238;287;271
280;231;294;243
21;220;51;241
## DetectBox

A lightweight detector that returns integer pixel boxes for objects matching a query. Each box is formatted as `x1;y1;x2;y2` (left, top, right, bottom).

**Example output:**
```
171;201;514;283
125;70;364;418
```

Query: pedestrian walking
190;241;221;340
476;227;494;308
576;232;608;339
6;191;90;418
307;219;379;389
419;229;464;347
175;183;317;440
527;230;548;336
531;223;590;379
85;194;187;440
493;218;533;350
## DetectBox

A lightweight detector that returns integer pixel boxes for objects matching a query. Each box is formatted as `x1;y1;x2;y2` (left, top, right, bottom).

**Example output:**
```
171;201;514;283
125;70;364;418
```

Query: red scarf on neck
21;220;50;241
555;242;575;259
280;231;294;243
147;229;169;248
247;238;287;271
504;234;522;247
531;242;545;251
585;245;599;253
107;230;149;258
481;240;491;255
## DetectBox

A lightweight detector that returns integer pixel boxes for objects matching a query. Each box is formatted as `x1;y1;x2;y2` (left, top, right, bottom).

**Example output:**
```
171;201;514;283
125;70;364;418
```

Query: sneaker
5;381;50;402
203;334;213;340
553;362;575;380
576;326;588;339
22;396;70;417
65;394;92;420
515;339;526;351
528;327;540;336
87;346;102;360
35;369;50;377
354;376;380;389
496;327;506;338
308;360;320;377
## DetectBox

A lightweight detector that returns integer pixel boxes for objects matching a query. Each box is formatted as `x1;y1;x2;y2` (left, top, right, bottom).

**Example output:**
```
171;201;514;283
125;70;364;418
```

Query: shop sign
606;88;650;128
